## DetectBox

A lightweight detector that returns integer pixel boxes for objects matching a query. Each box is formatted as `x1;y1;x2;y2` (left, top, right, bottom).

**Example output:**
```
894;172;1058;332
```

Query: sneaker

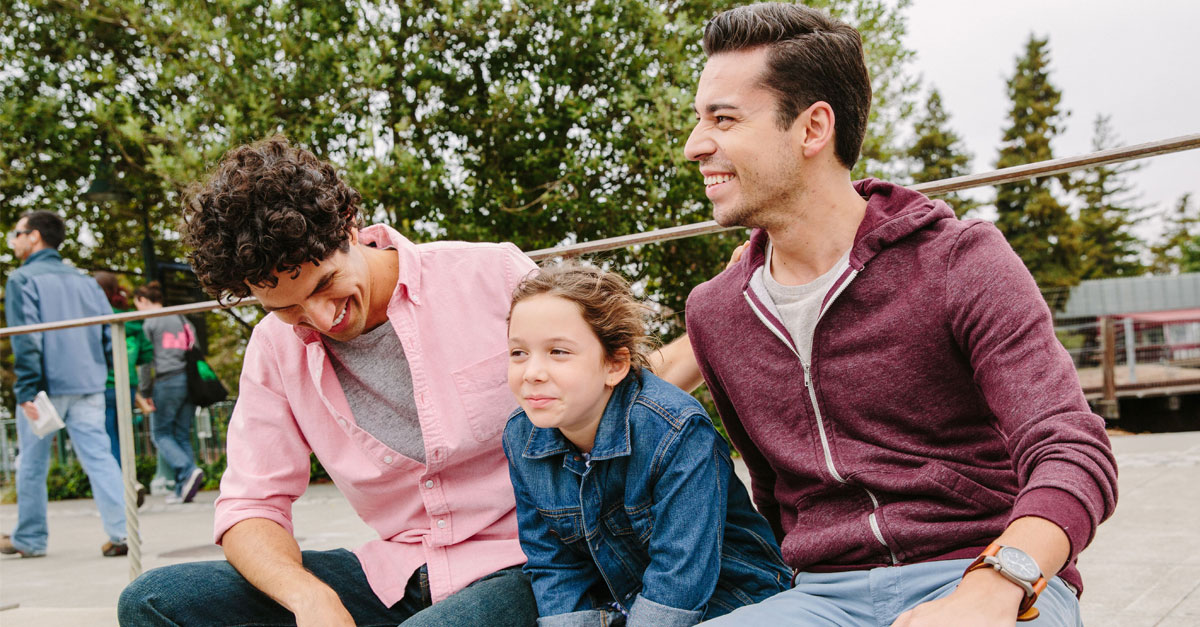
136;482;148;509
181;468;205;503
0;534;46;558
102;540;128;557
164;494;183;505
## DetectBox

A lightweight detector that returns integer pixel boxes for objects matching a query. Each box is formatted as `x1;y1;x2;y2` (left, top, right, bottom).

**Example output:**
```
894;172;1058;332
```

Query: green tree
994;35;1081;306
1150;194;1200;274
1;0;921;418
907;88;976;217
1072;115;1146;279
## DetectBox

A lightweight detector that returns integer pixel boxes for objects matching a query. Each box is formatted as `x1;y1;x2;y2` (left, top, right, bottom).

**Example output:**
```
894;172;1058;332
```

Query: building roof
1057;272;1200;318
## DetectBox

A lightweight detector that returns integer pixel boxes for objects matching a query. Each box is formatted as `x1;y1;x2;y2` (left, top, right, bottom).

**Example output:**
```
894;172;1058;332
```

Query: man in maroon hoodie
685;5;1116;626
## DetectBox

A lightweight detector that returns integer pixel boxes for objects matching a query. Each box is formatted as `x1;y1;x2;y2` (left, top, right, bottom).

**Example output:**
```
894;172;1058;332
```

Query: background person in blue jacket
502;261;789;626
2;210;129;558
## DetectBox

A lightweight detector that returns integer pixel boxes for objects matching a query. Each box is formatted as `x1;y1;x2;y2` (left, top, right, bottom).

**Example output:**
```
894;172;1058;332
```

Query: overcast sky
904;0;1199;239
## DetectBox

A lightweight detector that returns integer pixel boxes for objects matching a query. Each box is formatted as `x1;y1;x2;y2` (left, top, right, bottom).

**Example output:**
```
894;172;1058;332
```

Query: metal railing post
111;322;143;580
1123;317;1137;383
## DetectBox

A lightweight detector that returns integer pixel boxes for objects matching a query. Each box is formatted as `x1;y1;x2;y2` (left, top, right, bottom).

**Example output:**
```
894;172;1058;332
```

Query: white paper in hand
30;391;65;438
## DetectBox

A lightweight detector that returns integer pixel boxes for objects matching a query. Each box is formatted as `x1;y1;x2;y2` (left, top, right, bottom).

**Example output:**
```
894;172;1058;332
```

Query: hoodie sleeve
944;221;1117;567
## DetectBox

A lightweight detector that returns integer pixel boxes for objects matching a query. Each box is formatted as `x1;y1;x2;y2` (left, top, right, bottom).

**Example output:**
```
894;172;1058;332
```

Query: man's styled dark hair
20;210;66;249
702;3;871;169
183;136;362;299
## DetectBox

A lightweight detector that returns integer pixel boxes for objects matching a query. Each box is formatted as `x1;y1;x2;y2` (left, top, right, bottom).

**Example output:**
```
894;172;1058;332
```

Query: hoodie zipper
744;267;900;565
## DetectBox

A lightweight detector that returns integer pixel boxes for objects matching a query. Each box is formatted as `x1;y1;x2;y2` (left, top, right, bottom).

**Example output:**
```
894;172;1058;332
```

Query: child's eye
509;349;527;359
550;348;570;356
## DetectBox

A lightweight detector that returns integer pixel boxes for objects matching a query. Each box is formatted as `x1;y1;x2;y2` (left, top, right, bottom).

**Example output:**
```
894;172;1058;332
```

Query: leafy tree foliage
994;35;1081;305
1150;194;1200;274
1072;115;1145;279
906;88;975;217
1;0;918;418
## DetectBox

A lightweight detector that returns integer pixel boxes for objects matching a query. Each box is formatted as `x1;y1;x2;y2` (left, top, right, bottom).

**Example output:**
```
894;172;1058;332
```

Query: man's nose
684;123;714;162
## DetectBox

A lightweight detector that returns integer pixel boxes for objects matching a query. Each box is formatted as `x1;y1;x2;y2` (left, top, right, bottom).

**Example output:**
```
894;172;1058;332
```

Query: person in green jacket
94;271;154;505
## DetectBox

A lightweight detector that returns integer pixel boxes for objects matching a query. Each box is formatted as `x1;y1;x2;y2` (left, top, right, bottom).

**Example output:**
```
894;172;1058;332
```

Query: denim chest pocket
538;507;585;544
452;351;517;442
601;503;654;544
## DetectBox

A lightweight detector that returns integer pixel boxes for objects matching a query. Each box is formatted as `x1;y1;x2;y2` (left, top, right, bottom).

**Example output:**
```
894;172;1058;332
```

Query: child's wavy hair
509;260;658;374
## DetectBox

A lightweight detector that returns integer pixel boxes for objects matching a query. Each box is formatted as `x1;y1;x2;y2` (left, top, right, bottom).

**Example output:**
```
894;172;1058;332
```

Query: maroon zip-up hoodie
686;179;1117;593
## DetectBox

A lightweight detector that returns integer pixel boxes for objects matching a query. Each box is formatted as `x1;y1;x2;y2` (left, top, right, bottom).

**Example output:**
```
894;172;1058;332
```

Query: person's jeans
11;393;127;553
699;558;1083;626
150;372;197;494
117;549;538;626
105;385;138;465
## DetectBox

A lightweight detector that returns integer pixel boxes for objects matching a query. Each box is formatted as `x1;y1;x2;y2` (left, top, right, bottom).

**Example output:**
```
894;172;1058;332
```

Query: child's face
508;294;629;452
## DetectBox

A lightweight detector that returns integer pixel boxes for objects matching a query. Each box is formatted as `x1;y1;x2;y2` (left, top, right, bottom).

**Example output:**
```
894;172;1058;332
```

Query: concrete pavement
2;431;1198;626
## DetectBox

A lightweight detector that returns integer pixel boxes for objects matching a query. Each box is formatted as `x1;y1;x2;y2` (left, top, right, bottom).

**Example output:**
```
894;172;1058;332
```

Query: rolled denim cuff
538;608;624;627
627;594;702;627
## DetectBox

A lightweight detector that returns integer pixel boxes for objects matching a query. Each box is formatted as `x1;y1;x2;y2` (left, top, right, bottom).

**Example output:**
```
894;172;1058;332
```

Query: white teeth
332;304;346;327
704;174;735;186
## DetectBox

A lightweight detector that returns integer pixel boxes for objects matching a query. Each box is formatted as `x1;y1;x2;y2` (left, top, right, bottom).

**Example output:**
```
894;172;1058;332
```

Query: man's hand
223;518;355;626
727;241;750;269
20;401;39;422
891;568;1024;627
291;588;356;627
135;393;155;414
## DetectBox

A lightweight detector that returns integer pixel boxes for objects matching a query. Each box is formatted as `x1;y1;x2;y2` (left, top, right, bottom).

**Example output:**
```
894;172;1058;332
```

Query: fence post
1122;317;1137;383
111;322;143;580
1099;317;1120;420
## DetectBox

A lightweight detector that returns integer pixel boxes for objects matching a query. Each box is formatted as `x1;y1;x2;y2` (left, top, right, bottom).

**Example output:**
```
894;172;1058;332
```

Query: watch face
998;546;1041;582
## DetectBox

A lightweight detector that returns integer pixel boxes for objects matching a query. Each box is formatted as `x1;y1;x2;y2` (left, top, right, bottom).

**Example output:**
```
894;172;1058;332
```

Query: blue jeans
150;373;197;495
105;385;138;465
11;393;127;552
700;558;1082;626
118;549;538;626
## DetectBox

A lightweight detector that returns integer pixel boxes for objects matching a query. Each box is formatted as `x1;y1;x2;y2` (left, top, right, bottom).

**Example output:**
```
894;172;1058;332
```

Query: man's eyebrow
262;270;338;312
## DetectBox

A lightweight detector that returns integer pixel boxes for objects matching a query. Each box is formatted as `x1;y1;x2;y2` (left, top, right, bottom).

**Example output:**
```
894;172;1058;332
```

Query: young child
502;261;789;626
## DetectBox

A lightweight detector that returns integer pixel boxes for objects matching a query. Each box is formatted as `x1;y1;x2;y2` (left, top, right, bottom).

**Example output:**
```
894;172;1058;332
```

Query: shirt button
436;519;447;528
425;480;434;488
337;418;348;428
383;455;393;464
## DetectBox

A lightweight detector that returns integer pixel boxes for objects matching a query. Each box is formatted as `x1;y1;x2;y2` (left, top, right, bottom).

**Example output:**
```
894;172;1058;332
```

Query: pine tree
1073;115;1146;279
1151;194;1200;274
994;36;1082;307
907;88;976;217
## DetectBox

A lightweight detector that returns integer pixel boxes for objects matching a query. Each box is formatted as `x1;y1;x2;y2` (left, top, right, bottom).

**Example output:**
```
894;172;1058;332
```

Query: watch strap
964;543;1048;622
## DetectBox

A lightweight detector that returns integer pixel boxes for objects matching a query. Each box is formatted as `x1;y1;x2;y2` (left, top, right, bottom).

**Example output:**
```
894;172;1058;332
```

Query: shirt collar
22;248;61;265
521;371;641;461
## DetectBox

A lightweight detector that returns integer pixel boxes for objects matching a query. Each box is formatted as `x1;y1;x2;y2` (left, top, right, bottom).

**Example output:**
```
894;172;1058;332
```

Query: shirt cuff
627;594;703;627
537;608;623;627
1009;485;1092;565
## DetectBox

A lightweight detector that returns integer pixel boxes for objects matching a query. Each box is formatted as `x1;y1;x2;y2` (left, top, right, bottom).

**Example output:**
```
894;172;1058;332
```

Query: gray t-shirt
760;243;852;366
324;321;425;463
139;314;194;394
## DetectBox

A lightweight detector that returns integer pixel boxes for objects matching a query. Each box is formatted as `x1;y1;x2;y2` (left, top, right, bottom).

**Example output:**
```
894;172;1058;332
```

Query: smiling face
507;294;629;452
248;229;388;342
685;48;809;229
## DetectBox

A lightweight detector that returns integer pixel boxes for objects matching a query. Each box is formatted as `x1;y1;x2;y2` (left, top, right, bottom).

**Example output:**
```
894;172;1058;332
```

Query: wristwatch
964;543;1048;622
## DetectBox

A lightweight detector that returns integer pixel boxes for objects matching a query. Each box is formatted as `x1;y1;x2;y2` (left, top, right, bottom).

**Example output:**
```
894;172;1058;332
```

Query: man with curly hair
118;136;698;626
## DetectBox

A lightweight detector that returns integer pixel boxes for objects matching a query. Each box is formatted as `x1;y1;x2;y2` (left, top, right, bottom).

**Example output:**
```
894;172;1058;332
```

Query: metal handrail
3;132;1197;339
2;132;1198;580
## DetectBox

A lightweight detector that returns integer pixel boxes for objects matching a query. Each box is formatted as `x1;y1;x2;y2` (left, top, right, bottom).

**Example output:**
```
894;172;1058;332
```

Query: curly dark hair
182;136;362;299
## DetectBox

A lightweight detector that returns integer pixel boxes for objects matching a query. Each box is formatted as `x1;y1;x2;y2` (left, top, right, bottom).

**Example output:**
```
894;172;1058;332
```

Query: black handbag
184;341;228;407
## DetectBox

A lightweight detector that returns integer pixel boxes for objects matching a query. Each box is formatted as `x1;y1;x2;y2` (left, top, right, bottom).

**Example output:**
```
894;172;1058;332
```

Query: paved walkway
2;431;1198;626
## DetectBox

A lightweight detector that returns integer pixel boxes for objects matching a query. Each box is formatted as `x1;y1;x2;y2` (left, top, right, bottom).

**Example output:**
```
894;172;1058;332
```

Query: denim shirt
503;370;789;626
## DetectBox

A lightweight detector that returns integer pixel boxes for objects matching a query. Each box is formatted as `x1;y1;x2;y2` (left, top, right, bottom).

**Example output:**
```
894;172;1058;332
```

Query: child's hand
726;241;750;269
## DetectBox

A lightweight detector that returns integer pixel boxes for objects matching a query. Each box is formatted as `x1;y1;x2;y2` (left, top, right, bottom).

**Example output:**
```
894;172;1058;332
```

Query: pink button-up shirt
214;224;536;606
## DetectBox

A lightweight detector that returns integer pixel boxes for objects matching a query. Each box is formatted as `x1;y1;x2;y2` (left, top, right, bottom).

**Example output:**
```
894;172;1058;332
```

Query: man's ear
346;226;360;246
797;100;836;160
606;348;632;387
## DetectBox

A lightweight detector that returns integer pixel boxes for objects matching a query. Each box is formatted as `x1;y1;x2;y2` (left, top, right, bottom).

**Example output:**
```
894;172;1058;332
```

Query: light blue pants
12;393;127;553
700;558;1082;626
150;372;197;496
